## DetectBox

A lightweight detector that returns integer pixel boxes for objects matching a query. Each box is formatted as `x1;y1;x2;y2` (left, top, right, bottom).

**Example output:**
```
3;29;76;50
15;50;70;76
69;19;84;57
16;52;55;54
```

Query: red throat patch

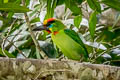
53;31;59;35
46;30;51;34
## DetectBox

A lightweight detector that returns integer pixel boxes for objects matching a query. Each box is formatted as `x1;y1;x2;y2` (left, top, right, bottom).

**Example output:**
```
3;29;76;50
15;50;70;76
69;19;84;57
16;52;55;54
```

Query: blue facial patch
49;24;53;28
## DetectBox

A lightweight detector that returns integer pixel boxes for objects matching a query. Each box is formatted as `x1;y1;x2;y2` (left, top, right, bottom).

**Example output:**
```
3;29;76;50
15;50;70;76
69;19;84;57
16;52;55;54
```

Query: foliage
0;0;120;66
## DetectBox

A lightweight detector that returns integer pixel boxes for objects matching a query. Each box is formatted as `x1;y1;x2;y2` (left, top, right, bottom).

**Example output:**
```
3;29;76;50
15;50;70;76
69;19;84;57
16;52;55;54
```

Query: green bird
33;18;89;61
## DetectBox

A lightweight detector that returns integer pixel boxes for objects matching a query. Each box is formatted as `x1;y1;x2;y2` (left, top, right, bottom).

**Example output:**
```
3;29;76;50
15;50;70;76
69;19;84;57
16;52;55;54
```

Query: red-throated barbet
33;18;89;61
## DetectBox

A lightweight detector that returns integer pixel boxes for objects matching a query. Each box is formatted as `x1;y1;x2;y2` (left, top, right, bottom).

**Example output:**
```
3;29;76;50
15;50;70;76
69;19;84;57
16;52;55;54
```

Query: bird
33;18;89;61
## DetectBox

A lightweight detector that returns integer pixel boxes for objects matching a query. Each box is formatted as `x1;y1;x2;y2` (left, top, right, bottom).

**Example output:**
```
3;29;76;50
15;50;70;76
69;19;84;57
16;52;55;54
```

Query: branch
22;0;48;59
0;58;119;80
6;38;27;58
1;19;17;57
92;46;120;63
5;30;22;50
1;35;27;58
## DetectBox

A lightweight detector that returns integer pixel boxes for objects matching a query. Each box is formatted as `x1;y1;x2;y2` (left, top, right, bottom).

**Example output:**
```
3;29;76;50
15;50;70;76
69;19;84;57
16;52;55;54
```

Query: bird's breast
51;30;82;60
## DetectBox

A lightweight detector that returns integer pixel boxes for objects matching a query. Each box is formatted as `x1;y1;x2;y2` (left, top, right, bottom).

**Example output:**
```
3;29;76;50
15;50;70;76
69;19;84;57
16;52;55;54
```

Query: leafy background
0;0;120;66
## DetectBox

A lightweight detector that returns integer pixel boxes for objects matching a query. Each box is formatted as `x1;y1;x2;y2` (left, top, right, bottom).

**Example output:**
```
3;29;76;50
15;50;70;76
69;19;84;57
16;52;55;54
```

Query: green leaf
30;4;41;17
45;0;52;19
7;12;14;19
41;42;58;58
35;48;41;59
0;0;3;4
4;0;8;3
0;48;15;58
87;0;101;13
102;30;115;42
45;0;57;19
56;0;64;5
30;18;40;23
75;0;83;4
65;0;82;15
14;0;21;4
51;0;57;17
74;15;82;28
9;22;23;34
0;3;30;13
0;15;9;23
26;0;30;6
102;0;120;11
89;11;97;40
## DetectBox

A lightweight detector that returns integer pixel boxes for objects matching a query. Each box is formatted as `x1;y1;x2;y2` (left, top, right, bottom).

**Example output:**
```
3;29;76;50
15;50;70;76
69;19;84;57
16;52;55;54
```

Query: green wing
64;29;89;58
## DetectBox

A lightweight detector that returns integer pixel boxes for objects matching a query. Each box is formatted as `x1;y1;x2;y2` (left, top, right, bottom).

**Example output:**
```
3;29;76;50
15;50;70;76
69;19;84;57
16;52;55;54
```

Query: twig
1;35;27;58
92;46;120;63
1;38;8;57
22;0;48;59
1;19;26;58
11;30;22;42
1;19;17;57
6;38;27;58
5;30;22;50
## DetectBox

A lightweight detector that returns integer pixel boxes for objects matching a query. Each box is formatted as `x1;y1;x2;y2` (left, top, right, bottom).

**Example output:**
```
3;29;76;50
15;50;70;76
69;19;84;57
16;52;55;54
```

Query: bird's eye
45;20;55;26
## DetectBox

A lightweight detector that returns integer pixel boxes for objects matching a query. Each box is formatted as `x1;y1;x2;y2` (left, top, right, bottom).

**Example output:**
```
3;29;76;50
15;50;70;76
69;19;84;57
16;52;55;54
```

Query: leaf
65;0;82;15
25;0;30;6
4;0;8;3
0;15;9;23
22;49;31;57
51;0;57;17
45;0;57;19
9;22;23;34
7;12;14;19
35;48;41;59
102;0;120;11
0;15;13;32
30;4;41;17
0;3;30;13
89;11;97;40
103;30;115;42
45;0;52;19
12;38;33;57
74;15;82;28
87;0;101;13
41;42;58;58
30;18;40;23
0;48;15;58
14;0;21;4
76;0;83;4
0;0;3;4
56;0;64;5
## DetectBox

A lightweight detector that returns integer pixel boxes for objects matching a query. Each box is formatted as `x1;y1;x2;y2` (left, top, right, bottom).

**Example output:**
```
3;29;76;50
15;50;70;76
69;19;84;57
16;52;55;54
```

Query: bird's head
33;18;65;35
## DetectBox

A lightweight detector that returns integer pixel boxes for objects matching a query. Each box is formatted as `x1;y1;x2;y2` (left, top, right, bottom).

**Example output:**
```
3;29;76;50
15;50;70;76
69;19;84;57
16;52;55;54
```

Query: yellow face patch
49;28;52;32
43;20;47;25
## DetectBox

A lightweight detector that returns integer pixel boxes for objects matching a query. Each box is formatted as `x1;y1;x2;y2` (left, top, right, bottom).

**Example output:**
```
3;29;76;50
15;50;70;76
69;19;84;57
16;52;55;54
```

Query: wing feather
64;29;89;58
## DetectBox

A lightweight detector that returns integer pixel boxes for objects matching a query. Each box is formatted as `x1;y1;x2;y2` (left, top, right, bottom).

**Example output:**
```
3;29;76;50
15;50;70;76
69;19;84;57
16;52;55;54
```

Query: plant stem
22;0;48;59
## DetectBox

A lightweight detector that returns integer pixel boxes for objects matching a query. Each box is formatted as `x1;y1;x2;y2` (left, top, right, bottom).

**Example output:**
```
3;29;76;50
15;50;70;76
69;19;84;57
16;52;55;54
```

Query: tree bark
0;58;120;80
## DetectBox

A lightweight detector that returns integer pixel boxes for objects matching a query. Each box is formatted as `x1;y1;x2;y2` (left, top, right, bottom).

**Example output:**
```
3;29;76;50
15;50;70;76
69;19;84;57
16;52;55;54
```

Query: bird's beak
32;25;49;31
